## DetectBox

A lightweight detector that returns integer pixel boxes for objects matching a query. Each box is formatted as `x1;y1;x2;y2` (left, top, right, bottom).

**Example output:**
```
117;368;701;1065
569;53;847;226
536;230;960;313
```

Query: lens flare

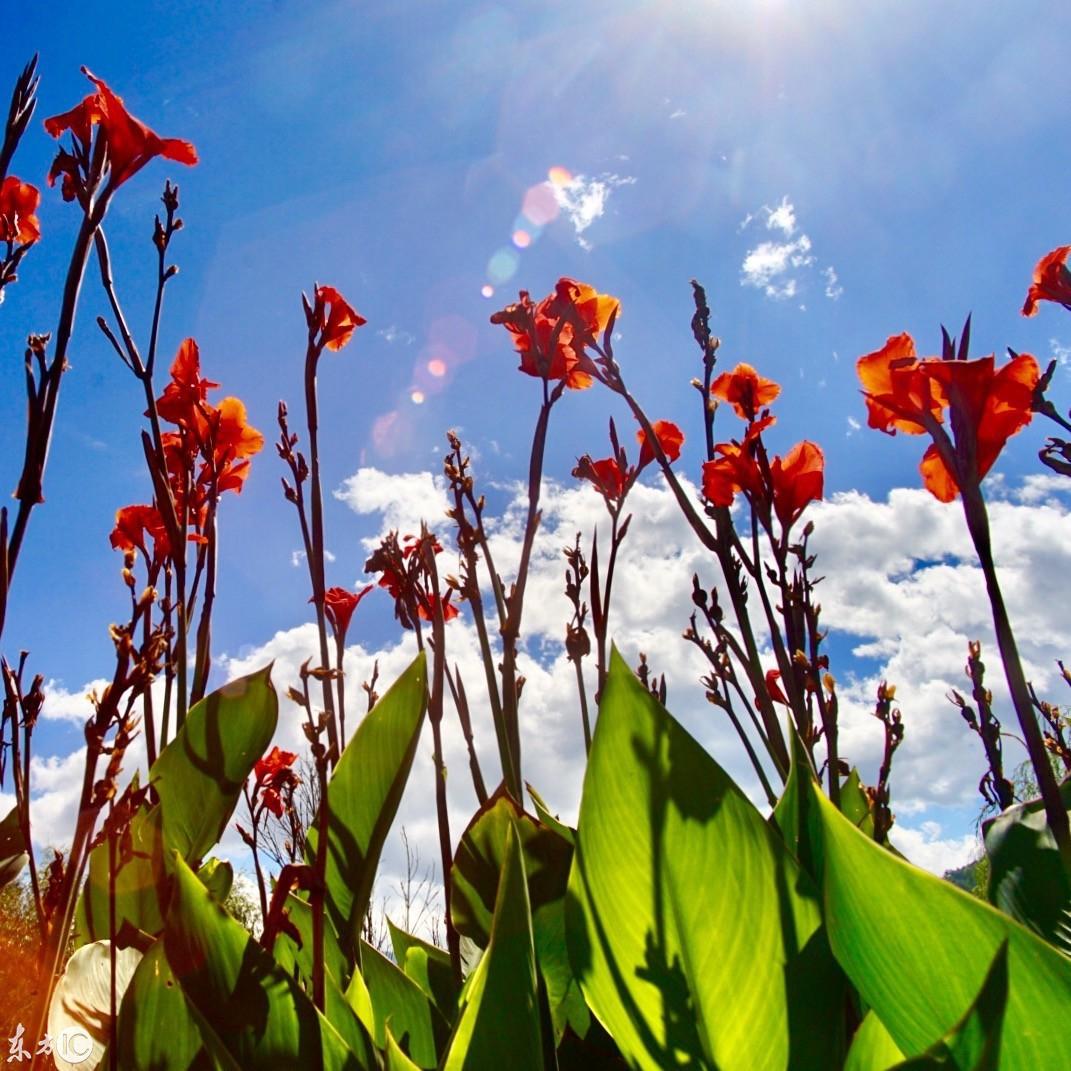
547;165;573;187
481;284;494;298
427;358;447;377
512;229;532;249
487;247;519;284
410;389;425;405
522;182;559;226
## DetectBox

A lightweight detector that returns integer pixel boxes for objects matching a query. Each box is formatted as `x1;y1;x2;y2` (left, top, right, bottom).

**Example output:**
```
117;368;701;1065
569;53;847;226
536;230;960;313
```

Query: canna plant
0;54;1069;1071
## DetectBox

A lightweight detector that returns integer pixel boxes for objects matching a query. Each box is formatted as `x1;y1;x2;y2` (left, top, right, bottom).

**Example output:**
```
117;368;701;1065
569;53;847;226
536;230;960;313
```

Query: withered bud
823;673;836;693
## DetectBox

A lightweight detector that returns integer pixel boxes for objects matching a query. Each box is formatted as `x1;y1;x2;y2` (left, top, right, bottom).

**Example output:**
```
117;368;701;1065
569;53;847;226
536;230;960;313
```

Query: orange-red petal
1022;246;1071;317
637;420;684;468
710;363;781;421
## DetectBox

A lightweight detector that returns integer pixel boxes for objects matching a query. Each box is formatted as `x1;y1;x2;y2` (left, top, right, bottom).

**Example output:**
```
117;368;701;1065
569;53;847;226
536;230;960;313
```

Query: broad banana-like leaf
807;777;1071;1068
163;852;368;1070
567;648;846;1071
0;804;27;889
441;819;542;1070
313;652;426;969
387;918;459;1022
983;780;1071;954
844;1013;905;1071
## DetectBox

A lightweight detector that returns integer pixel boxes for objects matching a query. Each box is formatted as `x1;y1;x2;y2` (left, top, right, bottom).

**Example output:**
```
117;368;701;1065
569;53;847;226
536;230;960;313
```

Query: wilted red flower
109;504;170;564
573;455;626;501
421;591;459;623
155;338;220;426
637;420;684;468
0;177;41;245
491;277;618;390
1022;246;1071;318
321;584;375;639
314;285;366;352
857;332;1039;502
254;746;298;818
44;68;197;191
710;363;781;421
770;441;824;528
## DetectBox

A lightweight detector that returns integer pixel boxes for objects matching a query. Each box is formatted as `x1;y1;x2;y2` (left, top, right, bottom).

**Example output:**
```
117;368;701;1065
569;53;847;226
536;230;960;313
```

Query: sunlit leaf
844;1012;905;1071
387;918;459;1022
808;777;1071;1067
567;648;845;1071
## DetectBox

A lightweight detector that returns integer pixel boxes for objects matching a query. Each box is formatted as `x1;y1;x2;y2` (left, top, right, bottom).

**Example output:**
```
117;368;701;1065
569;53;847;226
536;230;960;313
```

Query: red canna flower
254;746;299;818
44;68;197;192
765;669;789;705
856;333;945;436
770;440;824;528
701;439;764;507
321;584;375;639
636;420;684;468
0;177;41;245
313;285;366;352
155;338;219;426
857;331;1039;502
491;277;618;390
573;455;627;502
1021;246;1071;318
421;591;459;623
109;504;171;564
211;396;265;465
710;363;781;421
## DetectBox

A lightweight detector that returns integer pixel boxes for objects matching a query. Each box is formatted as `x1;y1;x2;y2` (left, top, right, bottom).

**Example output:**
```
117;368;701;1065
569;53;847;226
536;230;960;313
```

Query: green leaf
317;652;426;968
841;769;876;838
0;804;27;889
360;939;445;1068
385;1028;424;1071
154;667;278;862
441;818;543;1070
891;941;1009;1070
526;782;575;845
116;940;221;1070
844;1013;906;1071
197;858;233;904
387;918;459;1022
163;852;367;1070
75;804;166;947
567;648;846;1071
451;786;585;1042
807;777;1071;1067
983;780;1071;953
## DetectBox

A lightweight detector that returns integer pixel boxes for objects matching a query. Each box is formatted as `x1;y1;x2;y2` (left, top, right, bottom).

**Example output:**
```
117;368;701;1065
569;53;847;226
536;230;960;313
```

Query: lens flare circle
487;247;519;284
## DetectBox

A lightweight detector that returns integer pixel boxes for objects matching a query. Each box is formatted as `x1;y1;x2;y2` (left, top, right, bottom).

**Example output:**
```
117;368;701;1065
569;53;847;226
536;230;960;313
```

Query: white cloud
551;173;636;249
291;548;336;568
889;821;979;876
823;265;843;300
377;325;415;346
23;471;1071;883
765;195;797;237
846;416;861;435
1051;338;1070;368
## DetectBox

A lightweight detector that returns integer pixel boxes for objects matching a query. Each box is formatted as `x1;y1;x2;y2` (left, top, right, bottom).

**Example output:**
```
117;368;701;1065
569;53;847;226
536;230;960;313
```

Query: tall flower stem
961;483;1071;870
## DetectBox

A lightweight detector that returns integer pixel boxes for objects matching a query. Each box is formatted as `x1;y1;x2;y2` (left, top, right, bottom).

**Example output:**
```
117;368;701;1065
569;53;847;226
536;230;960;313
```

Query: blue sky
4;1;1071;873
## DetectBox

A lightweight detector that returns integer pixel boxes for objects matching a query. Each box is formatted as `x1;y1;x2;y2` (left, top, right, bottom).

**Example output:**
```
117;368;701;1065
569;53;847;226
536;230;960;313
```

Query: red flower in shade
491;277;619;390
313;285;366;352
155;338;219;427
109;504;171;564
1022;246;1071;317
636;420;684;469
710;363;781;421
770;441;824;528
321;584;375;639
857;333;945;436
573;455;627;502
421;592;460;623
254;746;299;818
765;669;789;705
0;177;41;245
857;332;1039;502
44;68;197;191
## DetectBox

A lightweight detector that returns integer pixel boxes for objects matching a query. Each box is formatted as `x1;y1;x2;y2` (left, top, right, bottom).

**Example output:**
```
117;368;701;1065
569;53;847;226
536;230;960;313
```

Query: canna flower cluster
857;329;1038;502
253;746;299;818
701;363;824;531
111;339;264;565
1021;245;1071;318
574;419;684;506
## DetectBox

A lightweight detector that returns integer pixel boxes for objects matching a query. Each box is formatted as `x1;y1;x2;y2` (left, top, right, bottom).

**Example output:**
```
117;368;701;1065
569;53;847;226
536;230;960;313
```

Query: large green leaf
441;818;543;1070
115;940;220;1070
75;804;166;947
844;1013;906;1071
387;918;459;1022
807;777;1071;1067
567;648;845;1071
450;787;586;1042
0;804;27;889
983;780;1071;953
316;652;426;968
154;667;277;862
360;939;445;1068
163;852;367;1070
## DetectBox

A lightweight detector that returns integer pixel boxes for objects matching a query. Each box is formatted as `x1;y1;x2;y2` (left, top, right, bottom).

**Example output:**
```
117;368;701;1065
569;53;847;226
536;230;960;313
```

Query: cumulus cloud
551;172;636;250
739;196;841;303
24;470;1071;884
